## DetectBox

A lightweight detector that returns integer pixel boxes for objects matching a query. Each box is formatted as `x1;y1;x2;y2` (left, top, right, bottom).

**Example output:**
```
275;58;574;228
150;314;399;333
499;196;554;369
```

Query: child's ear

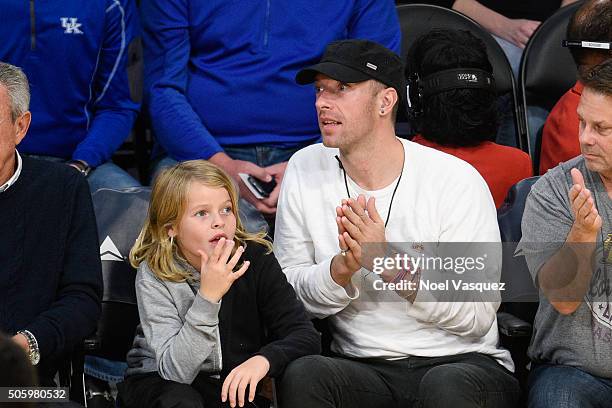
167;225;177;239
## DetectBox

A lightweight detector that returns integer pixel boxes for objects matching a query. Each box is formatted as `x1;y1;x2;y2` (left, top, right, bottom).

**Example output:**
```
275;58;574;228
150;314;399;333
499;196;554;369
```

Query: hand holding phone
238;173;277;199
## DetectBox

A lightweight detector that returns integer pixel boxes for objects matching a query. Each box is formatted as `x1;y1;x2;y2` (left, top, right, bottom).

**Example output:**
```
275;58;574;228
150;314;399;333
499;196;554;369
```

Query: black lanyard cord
335;154;404;228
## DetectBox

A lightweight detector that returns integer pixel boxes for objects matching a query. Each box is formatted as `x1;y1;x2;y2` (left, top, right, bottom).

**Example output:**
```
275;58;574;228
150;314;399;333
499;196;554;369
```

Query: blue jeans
528;363;612;408
22;154;141;193
85;355;128;384
493;35;522;79
222;144;304;167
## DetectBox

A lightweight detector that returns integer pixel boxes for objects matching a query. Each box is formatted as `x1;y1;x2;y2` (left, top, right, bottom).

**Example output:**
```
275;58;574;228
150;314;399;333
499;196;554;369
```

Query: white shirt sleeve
274;157;358;318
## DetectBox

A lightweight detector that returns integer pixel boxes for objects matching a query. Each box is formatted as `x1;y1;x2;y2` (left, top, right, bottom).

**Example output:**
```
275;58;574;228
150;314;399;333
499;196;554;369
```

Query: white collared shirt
0;150;22;193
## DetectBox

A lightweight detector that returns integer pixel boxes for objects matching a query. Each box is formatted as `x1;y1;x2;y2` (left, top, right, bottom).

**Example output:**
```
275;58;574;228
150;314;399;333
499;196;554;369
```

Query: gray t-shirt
519;156;612;378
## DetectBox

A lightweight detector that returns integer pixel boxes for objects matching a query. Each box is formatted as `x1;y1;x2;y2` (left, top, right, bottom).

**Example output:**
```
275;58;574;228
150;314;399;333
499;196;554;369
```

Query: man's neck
339;130;404;191
599;171;612;201
0;152;16;187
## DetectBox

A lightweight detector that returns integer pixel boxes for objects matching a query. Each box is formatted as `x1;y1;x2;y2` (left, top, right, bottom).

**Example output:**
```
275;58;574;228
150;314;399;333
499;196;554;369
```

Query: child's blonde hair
130;160;272;282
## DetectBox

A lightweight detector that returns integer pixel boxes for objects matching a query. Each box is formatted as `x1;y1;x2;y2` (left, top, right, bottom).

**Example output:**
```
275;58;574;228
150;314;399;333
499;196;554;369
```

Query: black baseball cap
296;39;405;98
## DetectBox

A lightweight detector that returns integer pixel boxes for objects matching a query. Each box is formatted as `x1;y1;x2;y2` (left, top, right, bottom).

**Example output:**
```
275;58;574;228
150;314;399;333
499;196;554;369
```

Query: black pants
118;372;270;408
279;352;520;408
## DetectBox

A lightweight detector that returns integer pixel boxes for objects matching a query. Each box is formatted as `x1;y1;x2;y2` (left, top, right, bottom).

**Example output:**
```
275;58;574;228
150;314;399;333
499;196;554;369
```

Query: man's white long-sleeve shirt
274;138;513;371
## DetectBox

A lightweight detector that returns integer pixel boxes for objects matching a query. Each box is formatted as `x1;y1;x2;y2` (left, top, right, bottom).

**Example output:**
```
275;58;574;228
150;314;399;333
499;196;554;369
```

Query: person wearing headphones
408;29;532;208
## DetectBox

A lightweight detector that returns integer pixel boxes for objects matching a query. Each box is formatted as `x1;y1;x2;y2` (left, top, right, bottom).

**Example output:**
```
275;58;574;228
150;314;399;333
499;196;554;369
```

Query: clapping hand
569;168;602;238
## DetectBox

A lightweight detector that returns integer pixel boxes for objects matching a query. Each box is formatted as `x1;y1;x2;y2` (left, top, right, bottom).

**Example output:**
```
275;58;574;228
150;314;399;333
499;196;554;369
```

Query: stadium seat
57;344;87;404
497;176;540;393
396;3;527;151
79;188;151;406
87;188;151;363
56;188;151;405
519;1;583;162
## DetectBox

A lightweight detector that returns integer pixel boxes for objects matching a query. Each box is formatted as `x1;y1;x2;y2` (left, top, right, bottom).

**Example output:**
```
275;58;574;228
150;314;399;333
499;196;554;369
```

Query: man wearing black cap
274;39;520;407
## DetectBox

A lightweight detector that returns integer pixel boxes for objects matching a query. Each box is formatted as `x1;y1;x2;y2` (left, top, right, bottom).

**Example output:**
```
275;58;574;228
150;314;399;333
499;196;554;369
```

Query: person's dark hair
580;59;612;97
0;331;37;387
567;0;612;67
407;29;498;147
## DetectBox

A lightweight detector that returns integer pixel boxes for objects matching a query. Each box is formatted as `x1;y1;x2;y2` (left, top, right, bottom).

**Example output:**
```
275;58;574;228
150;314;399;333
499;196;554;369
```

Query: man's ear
379;88;398;116
14;111;31;146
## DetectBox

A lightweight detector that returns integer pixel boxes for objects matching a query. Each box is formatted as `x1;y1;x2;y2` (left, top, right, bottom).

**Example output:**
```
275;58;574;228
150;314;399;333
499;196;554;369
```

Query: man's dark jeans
279;352;520;408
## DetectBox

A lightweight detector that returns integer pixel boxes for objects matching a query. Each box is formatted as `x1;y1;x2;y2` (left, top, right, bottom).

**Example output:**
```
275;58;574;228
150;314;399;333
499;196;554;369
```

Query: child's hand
221;355;270;407
198;238;249;303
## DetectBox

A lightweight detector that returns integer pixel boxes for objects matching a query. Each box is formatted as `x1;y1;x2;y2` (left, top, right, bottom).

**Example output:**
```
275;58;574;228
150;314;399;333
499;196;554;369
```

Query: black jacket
219;242;321;377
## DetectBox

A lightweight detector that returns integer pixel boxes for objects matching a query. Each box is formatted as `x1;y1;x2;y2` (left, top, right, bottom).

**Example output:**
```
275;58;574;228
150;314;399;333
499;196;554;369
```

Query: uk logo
60;17;83;35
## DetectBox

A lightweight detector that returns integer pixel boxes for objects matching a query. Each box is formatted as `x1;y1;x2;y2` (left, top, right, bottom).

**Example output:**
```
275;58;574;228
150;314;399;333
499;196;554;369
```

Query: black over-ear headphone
405;68;496;120
404;42;496;120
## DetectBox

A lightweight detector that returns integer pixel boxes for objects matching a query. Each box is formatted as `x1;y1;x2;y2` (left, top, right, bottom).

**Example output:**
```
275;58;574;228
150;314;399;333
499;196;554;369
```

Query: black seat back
519;1;582;151
498;177;540;316
91;187;151;361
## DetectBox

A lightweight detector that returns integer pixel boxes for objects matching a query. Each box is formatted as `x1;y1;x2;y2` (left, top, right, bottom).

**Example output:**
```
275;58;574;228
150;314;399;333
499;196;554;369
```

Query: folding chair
519;1;583;167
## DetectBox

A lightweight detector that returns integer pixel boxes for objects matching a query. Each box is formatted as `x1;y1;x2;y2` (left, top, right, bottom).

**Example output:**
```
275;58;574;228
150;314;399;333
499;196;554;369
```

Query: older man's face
0;85;29;184
578;87;612;180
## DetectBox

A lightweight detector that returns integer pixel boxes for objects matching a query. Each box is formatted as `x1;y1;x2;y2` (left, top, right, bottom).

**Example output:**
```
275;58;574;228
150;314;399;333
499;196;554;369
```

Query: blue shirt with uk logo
0;0;140;167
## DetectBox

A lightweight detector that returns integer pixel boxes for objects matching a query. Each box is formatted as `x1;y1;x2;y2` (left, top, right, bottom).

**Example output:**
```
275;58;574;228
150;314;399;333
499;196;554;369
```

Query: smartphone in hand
238;173;277;199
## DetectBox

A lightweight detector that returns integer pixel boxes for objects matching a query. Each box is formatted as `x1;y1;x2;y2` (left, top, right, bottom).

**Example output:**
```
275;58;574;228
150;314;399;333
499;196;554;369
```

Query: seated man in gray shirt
519;59;612;408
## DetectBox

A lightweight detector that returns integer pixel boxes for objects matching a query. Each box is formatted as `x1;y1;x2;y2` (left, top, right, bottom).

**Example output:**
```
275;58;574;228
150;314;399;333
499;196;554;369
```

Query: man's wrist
569;225;598;241
13;333;29;351
67;159;92;176
16;330;40;366
330;254;356;287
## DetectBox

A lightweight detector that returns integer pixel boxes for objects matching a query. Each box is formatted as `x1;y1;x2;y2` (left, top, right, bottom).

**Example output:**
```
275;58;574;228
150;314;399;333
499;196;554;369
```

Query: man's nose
579;125;596;146
315;91;332;111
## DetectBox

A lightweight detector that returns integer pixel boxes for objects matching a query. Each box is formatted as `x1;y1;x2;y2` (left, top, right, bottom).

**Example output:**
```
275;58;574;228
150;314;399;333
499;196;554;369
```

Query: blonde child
118;160;320;408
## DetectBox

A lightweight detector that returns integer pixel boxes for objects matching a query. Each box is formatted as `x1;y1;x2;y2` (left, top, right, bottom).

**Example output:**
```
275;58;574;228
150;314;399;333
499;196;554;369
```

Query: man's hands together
331;195;387;287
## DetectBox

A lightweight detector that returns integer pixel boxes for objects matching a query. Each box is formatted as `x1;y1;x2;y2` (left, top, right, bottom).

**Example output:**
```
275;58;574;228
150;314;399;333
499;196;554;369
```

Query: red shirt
539;81;583;175
412;135;533;208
